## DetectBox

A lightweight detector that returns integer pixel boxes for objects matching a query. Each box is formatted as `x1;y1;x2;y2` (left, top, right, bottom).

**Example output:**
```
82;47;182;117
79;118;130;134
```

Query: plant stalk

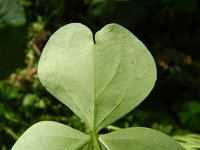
92;131;100;150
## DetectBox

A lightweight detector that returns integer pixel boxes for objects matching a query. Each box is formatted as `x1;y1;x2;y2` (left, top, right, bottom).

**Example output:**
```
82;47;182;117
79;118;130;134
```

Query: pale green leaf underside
38;23;156;131
11;121;90;150
99;127;185;150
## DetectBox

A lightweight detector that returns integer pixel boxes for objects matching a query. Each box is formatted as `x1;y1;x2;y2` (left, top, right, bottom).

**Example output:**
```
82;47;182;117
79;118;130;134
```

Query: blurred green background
0;0;200;149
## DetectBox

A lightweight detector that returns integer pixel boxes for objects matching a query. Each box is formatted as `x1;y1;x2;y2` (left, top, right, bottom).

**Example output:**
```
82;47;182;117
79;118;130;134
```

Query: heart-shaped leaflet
38;23;156;131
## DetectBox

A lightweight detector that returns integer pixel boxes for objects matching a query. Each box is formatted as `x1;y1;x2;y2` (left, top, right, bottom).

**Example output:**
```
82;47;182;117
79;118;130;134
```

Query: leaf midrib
93;40;97;132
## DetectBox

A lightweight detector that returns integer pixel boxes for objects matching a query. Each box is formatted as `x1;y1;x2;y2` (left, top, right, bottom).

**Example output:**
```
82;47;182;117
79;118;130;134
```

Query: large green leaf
99;127;184;150
11;121;90;150
38;23;156;131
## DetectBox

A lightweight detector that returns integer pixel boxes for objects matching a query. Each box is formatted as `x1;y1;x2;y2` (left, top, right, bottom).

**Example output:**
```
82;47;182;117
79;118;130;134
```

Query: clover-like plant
12;23;184;150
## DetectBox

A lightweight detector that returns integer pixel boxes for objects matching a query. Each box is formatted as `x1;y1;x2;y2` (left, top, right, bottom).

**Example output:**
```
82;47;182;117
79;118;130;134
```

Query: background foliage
0;0;200;149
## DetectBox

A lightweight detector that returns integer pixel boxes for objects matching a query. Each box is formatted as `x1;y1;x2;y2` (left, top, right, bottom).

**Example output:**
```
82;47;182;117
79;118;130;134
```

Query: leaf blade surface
95;24;156;130
12;121;90;150
38;23;95;129
99;127;185;150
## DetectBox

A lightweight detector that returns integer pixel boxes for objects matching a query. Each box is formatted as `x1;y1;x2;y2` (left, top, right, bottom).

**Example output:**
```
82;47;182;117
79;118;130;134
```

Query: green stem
4;127;18;139
106;125;122;131
92;131;100;150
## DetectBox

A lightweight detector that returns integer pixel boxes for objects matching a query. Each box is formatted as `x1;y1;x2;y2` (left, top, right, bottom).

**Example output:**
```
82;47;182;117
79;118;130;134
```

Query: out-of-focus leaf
178;100;200;123
0;0;25;28
0;0;26;79
173;134;200;150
